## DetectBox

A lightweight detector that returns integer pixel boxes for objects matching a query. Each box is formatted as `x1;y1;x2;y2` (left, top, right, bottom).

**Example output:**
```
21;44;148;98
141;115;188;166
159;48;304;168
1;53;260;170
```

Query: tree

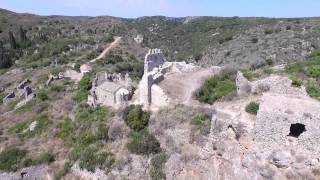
0;41;12;69
9;31;17;49
19;26;28;46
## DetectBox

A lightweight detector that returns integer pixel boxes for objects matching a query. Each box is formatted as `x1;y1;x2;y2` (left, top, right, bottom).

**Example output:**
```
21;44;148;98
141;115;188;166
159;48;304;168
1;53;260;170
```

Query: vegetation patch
149;152;168;180
127;130;161;155
245;102;260;115
290;77;303;87
0;148;54;172
78;146;114;172
306;84;320;98
241;69;260;81
0;148;27;172
123;105;150;131
74;74;92;103
58;105;113;172
196;74;236;104
10;114;50;139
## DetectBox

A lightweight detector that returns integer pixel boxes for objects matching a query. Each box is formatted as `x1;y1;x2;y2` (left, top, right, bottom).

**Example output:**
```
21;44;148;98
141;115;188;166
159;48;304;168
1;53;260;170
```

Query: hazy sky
0;0;319;18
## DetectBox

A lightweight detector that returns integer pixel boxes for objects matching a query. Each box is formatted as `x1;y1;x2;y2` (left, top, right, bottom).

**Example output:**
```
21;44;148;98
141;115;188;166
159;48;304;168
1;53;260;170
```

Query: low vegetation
123;105;150;131
58;105;114;172
149;152;168;180
196;73;236;104
10;114;50;139
245;102;260;115
306;84;320;98
127;130;161;155
290;77;303;87
74;74;92;103
0;147;54;172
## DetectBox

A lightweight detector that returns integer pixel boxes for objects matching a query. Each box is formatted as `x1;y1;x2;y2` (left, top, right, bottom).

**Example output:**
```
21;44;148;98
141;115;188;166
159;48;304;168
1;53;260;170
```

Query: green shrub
74;74;92;103
245;102;259;115
241;69;260;80
310;50;320;58
127;130;161;155
78;147;114;172
266;59;273;66
306;65;320;78
285;63;305;74
123;105;150;131
263;66;274;74
290;77;303;87
191;114;209;126
150;152;168;180
306;84;320;98
23;153;55;167
37;90;49;101
50;67;63;75
264;29;273;35
196;75;236;104
10;114;50;139
0;148;27;172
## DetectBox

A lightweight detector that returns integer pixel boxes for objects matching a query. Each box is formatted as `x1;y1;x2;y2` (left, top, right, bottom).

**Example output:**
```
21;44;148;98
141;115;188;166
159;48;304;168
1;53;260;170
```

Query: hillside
1;8;320;180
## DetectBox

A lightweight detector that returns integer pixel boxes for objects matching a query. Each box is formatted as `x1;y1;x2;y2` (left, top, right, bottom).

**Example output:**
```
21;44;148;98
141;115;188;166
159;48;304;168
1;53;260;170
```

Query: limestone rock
236;71;252;97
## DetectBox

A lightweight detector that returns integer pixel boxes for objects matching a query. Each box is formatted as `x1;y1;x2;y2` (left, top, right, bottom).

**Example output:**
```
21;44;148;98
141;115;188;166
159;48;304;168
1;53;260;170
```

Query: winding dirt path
90;36;122;63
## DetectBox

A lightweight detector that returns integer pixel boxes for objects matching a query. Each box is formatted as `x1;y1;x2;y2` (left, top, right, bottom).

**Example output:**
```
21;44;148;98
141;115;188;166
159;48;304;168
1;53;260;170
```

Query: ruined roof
80;63;92;72
96;81;123;93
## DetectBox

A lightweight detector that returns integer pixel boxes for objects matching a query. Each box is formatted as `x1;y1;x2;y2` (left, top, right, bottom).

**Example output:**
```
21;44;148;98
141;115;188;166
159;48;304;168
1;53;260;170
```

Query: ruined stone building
139;49;171;107
2;79;35;107
88;72;133;107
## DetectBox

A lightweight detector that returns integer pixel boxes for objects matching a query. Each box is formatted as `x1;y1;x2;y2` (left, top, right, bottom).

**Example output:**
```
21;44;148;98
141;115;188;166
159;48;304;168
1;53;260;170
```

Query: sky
0;0;319;18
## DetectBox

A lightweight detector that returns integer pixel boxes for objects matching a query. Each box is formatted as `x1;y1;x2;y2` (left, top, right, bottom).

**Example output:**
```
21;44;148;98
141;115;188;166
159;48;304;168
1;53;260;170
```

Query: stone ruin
88;72;133;107
46;72;64;86
2;79;35;107
236;71;320;163
138;49;171;107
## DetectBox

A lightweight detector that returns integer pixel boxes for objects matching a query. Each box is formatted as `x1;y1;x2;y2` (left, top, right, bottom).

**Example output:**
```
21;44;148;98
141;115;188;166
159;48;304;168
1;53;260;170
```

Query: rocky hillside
1;8;320;180
1;8;320;69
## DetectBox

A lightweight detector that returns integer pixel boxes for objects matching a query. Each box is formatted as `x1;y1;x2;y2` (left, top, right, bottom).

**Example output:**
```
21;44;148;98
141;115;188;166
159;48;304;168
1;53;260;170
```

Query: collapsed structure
2;79;35;108
88;72;133;107
236;71;320;161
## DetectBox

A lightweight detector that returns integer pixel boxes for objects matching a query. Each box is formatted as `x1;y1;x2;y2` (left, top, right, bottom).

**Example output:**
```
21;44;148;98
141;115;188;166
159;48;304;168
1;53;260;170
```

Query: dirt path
90;36;122;63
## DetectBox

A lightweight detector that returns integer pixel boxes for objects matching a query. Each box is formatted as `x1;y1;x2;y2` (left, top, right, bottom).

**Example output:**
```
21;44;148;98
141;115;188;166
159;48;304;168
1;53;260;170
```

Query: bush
123;105;150;131
23;153;55;167
307;65;320;78
290;77;303;87
245;102;259;115
310;50;320;58
191;114;209;126
150;152;168;180
264;29;273;35
0;148;27;172
37;90;49;101
306;84;320;98
10;114;50;139
285;63;305;74
266;59;273;66
241;69;260;80
127;130;161;155
196;75;236;104
74;74;92;103
78;147;114;172
263;66;274;74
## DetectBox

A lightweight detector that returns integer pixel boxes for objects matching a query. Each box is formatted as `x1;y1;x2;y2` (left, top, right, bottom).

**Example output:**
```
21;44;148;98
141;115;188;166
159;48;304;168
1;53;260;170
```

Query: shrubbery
245;102;259;115
149;152;167;180
74;74;92;103
123;105;150;131
0;148;54;172
241;69;260;81
306;65;320;78
196;74;236;104
0;148;27;172
10;114;50;139
58;105;113;172
127;130;161;155
290;77;303;87
78;147;114;172
306;84;320;98
191;114;209;126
